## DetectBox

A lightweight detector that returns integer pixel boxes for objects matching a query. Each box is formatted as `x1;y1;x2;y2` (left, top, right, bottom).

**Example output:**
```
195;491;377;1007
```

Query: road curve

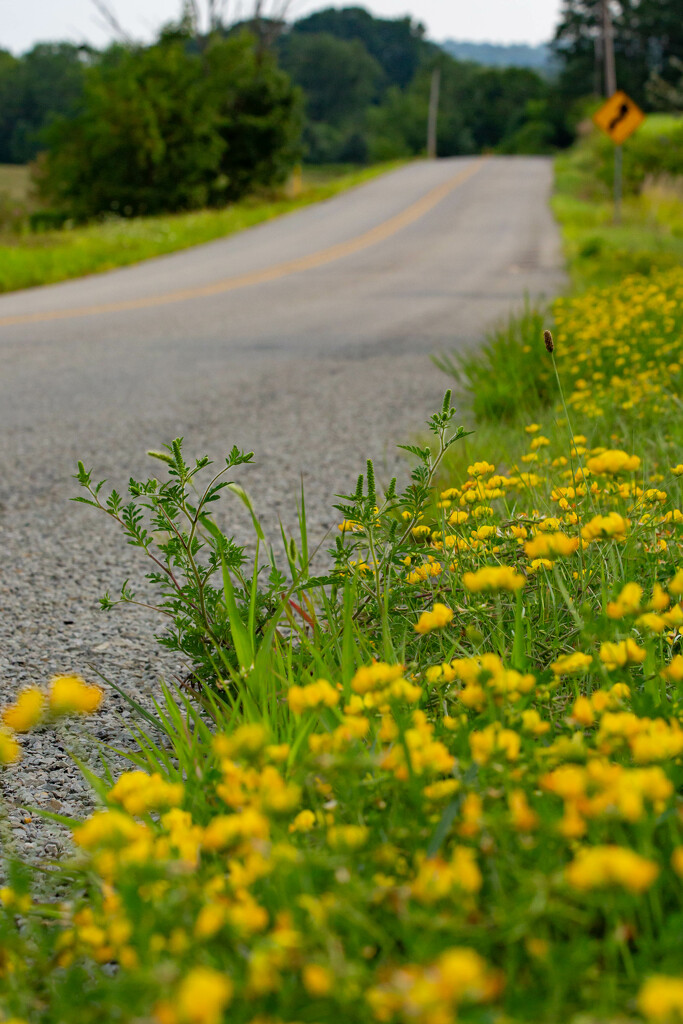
0;157;565;856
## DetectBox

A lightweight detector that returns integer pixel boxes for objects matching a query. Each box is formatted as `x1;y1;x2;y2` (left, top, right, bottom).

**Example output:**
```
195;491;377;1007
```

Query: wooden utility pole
427;67;441;159
601;0;622;222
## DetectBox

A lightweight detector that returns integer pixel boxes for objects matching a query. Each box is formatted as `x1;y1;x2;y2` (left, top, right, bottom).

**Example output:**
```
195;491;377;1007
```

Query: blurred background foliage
0;1;681;223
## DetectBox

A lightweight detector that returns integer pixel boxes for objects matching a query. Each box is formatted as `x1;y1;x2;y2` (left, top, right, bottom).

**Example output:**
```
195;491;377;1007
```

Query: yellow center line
0;157;488;328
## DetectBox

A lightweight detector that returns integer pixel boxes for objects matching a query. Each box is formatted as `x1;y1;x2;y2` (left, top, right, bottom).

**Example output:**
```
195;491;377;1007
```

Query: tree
291;6;431;89
0;44;87;164
205;33;302;200
39;31;301;218
553;0;683;108
277;30;382;161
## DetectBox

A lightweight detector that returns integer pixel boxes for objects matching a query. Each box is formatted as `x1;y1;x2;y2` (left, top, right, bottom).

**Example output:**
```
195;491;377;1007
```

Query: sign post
592;90;645;222
594;0;644;223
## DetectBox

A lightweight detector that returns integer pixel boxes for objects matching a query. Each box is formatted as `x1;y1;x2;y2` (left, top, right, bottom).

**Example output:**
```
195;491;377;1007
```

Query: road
0;156;565;855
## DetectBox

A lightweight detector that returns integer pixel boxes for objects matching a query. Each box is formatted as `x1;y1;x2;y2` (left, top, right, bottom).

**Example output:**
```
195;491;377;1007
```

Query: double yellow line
0;157;487;328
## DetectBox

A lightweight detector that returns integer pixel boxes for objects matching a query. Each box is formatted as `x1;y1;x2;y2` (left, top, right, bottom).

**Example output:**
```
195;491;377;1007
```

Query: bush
39;32;302;219
591;115;683;196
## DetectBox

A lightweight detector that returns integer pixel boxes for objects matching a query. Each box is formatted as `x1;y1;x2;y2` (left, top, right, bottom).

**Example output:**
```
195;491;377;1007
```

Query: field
0;161;405;294
1;137;683;1024
0;165;31;202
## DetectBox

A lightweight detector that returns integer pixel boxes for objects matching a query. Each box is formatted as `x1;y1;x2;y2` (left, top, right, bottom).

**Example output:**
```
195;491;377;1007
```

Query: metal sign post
602;0;621;223
594;3;645;224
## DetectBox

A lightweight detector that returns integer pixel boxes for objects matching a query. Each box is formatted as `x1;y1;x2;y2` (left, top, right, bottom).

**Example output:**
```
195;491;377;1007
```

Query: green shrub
39;32;302;219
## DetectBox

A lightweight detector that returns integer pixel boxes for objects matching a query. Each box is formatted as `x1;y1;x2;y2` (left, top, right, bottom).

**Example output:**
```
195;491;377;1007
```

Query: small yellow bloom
669;569;683;598
1;688;45;733
414;603;454;634
550;652;592;676
49;675;103;715
302;963;334;997
524;532;579;560
289;809;316;834
0;730;21;765
327;824;368;850
606;582;643;619
288;679;339;715
468;461;495;477
176;966;233;1024
638;976;683;1021
599;639;646;671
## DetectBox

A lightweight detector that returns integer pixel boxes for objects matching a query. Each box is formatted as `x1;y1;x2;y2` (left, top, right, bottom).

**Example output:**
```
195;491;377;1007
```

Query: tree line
0;1;680;221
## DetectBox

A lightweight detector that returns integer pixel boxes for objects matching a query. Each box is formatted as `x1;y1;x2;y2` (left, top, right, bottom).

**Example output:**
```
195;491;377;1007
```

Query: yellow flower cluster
566;845;659;893
287;679;340;714
108;771;185;816
367;947;500;1024
0;673;103;764
414;602;454;634
462;565;526;593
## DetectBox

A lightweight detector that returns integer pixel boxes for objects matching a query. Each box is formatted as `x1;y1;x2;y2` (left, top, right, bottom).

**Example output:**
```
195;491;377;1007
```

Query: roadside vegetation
554;114;683;290
1;2;683;1020
0;161;403;294
1;116;683;1020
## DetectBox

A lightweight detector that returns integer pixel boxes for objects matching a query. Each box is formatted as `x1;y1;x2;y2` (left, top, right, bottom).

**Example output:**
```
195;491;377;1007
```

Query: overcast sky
1;0;565;54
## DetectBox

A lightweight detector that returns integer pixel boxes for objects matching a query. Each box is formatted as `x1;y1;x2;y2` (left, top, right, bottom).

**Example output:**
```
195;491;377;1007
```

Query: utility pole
601;0;622;222
427;67;441;159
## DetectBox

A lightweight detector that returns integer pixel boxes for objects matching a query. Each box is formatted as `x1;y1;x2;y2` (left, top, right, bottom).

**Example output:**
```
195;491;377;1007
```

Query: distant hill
440;40;555;72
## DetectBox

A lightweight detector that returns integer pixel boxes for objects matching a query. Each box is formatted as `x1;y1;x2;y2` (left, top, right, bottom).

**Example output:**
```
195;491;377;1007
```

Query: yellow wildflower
0;730;21;765
327;825;368;850
586;450;641;474
566;845;658;893
108;771;184;817
302;963;334;997
550;651;592;676
638;977;683;1021
669;568;683;598
175;967;233;1024
462;566;525;593
1;688;45;733
468;461;495;477
289;809;316;834
606;582;643;619
287;679;339;715
581;513;630;542
524;532;579;560
599;639;646;671
49;675;103;715
414;603;454;634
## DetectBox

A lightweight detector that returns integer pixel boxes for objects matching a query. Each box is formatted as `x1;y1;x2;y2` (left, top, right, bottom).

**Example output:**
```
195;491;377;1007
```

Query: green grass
0;161;407;294
552;117;683;290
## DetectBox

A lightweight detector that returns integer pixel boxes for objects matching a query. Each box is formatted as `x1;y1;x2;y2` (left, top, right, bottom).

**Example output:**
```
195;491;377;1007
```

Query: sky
1;0;565;55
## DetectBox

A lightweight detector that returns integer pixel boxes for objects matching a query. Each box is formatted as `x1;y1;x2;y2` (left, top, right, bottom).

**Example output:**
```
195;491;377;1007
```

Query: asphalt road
0;156;565;855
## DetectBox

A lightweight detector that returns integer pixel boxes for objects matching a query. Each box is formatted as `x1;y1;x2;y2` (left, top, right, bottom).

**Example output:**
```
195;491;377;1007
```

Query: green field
0;164;31;202
0;162;406;294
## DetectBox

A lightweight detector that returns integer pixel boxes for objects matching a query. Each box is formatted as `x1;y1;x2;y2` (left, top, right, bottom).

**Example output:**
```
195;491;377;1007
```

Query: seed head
543;330;554;353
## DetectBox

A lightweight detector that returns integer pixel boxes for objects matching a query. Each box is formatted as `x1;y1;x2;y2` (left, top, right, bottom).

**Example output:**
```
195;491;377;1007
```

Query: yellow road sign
593;90;645;144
